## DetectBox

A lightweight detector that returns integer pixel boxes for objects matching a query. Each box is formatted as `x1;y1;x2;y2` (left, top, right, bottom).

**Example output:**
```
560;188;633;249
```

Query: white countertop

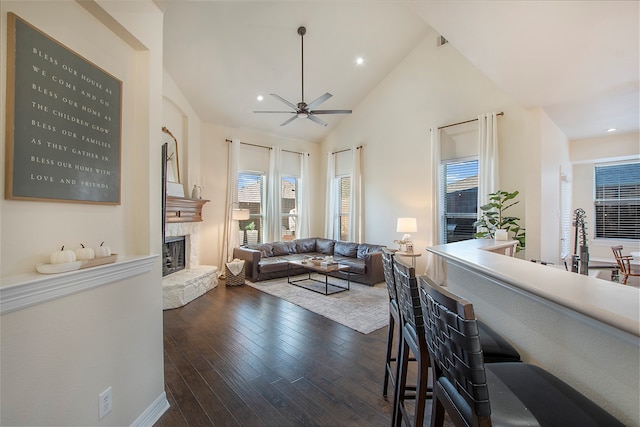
427;239;640;337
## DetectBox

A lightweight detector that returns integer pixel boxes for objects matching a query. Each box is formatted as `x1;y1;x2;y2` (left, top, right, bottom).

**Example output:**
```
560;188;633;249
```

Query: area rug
246;276;389;334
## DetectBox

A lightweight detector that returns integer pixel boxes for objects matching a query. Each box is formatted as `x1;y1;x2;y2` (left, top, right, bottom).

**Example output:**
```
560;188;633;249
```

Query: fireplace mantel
166;197;209;223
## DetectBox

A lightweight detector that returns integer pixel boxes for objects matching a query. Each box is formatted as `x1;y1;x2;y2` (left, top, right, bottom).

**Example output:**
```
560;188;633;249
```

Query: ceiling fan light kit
254;26;352;126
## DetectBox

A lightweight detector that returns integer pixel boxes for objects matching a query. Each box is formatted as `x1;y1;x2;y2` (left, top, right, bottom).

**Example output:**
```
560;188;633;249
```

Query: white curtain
222;139;240;266
324;153;336;239
265;147;282;243
348;146;362;243
297;152;311;238
478;112;499;216
425;127;445;284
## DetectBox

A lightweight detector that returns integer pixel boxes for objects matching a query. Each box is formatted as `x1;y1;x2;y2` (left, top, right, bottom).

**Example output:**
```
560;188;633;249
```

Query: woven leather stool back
419;275;491;425
382;248;398;302
393;258;424;336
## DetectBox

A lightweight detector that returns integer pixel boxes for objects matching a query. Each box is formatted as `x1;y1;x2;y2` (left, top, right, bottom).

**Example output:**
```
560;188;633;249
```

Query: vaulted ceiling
160;1;639;143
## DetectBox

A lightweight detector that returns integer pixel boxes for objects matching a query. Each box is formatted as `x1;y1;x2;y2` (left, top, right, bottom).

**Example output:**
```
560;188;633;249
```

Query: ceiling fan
254;26;352;127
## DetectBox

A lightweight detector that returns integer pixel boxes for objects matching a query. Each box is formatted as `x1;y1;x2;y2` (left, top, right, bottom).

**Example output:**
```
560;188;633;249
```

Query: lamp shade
232;208;250;221
396;217;417;233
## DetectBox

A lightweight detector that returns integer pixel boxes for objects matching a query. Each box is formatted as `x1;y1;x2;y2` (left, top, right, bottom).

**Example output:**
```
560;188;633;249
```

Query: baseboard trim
131;391;170;427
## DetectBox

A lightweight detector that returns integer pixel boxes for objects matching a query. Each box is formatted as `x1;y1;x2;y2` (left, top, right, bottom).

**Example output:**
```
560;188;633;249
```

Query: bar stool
392;258;430;427
391;259;522;427
381;248;404;397
418;275;624;427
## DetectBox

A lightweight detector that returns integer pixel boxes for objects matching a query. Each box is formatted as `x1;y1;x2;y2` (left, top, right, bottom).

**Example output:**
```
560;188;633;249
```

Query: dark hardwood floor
155;280;431;427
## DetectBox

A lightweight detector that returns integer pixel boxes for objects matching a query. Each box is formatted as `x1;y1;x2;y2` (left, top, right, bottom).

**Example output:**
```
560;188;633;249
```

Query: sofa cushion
295;238;317;253
247;243;273;258
334;241;359;257
258;257;289;273
357;243;384;259
272;241;296;256
315;238;336;255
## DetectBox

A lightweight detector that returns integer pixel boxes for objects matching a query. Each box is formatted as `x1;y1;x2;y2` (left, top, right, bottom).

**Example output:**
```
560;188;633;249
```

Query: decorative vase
238;230;245;246
191;185;201;199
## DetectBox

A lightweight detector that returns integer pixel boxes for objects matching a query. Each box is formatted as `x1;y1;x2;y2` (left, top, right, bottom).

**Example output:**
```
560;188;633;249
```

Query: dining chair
418;275;625;427
611;245;640;285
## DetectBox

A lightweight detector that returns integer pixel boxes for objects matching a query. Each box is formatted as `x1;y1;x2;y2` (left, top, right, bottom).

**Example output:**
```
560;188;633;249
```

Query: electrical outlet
99;387;112;419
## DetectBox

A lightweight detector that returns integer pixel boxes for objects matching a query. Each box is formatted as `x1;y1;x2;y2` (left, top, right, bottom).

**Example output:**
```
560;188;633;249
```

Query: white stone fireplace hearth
162;222;218;310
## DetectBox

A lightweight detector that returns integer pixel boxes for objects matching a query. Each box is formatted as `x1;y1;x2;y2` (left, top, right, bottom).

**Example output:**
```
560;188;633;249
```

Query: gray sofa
232;237;385;286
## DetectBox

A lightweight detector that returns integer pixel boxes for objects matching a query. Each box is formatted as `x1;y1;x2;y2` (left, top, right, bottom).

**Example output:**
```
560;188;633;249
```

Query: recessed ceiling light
607;128;617;132
257;95;264;101
355;57;364;65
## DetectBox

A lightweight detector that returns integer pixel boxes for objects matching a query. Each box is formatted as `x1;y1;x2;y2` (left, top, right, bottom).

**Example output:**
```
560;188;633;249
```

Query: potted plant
474;190;526;252
245;221;258;245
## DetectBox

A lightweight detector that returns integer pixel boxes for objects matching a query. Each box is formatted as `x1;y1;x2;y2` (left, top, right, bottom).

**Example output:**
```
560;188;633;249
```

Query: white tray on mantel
36;261;82;274
35;254;118;274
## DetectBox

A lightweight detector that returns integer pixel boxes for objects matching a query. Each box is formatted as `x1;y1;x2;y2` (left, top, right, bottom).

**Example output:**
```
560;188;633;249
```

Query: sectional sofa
232;237;385;286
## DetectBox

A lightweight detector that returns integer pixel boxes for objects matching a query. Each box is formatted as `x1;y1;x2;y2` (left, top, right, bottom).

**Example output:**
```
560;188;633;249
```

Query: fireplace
162;218;218;310
163;236;185;277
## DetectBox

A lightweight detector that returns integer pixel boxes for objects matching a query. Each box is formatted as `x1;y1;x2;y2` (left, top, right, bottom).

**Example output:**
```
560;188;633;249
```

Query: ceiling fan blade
280;115;299;126
306;92;332;110
270;94;298;111
307;114;327;126
309;109;352;115
254;111;297;114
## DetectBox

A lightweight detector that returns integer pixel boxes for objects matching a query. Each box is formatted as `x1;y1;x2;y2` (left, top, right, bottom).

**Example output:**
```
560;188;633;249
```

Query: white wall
163;69;203;199
320;28;531;273
571;131;640;260
0;1;165;425
526;108;571;264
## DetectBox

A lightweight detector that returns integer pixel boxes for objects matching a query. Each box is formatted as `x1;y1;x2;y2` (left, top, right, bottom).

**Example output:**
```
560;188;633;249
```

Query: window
238;172;264;244
594;161;640;240
442;158;478;243
559;175;572;259
336;176;351;241
281;176;298;241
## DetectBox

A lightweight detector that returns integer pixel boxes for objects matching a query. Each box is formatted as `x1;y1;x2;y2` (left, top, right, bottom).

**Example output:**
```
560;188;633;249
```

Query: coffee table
287;260;351;295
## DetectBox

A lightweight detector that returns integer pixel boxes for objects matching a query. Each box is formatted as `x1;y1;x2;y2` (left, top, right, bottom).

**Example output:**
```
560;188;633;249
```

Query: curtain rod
225;139;307;156
438;112;504;130
331;145;362;155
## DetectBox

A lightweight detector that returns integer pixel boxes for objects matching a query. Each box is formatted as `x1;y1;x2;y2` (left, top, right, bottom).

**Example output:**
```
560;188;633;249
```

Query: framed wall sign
5;13;122;204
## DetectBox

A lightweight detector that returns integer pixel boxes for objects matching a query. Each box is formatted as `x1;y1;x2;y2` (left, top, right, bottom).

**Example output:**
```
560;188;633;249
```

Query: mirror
162;126;180;183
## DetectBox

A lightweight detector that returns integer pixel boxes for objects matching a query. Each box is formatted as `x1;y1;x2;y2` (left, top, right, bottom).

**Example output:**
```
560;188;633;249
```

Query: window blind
441;158;478;243
560;176;572;259
594;161;640;240
336;176;351;241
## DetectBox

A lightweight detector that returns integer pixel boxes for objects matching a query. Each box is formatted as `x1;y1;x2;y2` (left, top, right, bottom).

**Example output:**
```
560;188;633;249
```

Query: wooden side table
395;251;422;269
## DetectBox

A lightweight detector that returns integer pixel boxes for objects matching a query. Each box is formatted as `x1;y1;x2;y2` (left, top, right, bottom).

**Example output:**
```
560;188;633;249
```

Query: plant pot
238;230;245;246
246;230;258;245
495;229;508;241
